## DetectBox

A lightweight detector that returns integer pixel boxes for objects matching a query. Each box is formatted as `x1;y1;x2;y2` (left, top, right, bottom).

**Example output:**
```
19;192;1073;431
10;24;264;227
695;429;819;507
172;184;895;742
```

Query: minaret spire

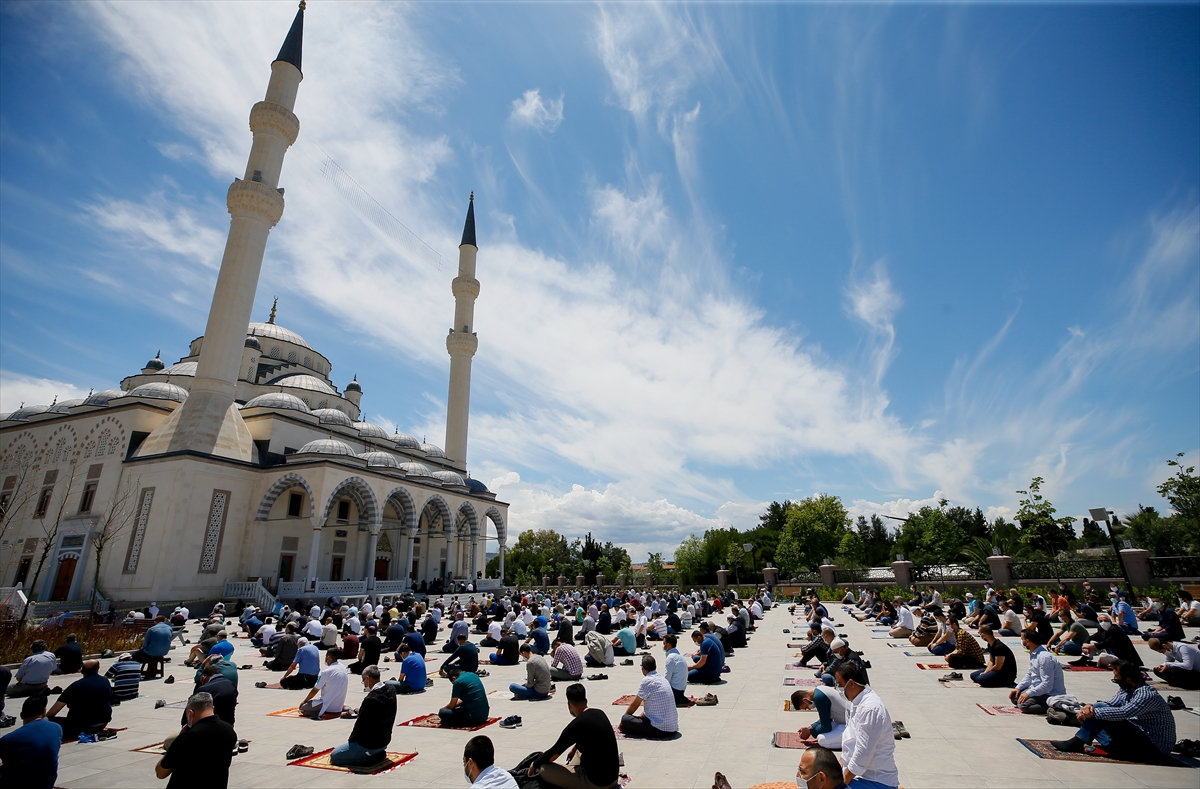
445;193;481;468
135;7;305;461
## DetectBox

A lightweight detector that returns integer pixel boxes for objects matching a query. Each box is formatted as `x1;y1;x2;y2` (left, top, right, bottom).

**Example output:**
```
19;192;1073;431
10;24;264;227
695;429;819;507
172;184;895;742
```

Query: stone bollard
763;564;779;587
558;575;567;588
891;560;914;589
596;573;606;588
819;564;837;589
542;575;550;588
987;555;1013;589
717;568;729;591
1120;549;1152;591
576;574;585;588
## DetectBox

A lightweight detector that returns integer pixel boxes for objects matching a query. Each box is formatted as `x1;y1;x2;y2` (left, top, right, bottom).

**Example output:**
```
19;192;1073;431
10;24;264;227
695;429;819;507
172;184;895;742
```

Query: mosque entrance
374;558;389;581
51;557;77;601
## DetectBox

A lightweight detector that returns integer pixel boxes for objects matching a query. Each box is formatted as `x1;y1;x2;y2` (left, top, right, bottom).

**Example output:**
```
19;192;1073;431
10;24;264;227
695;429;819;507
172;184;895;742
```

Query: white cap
830;638;847;650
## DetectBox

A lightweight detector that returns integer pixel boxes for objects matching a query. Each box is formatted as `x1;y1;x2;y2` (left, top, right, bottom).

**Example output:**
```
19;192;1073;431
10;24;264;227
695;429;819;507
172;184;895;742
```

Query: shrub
0;620;144;665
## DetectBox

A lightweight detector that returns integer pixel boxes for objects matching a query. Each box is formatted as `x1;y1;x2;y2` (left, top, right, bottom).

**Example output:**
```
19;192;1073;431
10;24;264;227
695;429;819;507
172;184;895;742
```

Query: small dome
248;321;312;350
420;442;446;458
161;361;198;377
5;404;49;421
345;376;362;393
267;374;336;395
358;451;400;469
432;469;466;486
245;336;262;351
47;399;85;414
128;382;189;403
465;478;489;494
353;421;388;439
399;461;436;476
391;432;420;449
83;389;126;407
144;351;165;371
297;438;357;456
312;408;353;427
244;392;312;414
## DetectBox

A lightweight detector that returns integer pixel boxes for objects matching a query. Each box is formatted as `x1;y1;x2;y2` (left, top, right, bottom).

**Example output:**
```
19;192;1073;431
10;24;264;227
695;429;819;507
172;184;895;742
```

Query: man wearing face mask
1076;614;1143;668
796;745;848;789
330;666;396;767
155;692;237;788
835;663;898;789
1110;590;1140;635
1051;659;1176;761
1008;628;1065;715
463;735;517;788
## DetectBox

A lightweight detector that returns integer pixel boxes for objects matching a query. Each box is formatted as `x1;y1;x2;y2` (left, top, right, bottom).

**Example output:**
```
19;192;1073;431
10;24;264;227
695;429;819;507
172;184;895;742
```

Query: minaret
137;3;306;461
444;194;479;468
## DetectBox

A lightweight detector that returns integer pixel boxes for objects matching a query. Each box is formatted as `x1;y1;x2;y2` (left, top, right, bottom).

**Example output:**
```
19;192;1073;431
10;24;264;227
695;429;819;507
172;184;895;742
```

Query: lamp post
1089;507;1135;595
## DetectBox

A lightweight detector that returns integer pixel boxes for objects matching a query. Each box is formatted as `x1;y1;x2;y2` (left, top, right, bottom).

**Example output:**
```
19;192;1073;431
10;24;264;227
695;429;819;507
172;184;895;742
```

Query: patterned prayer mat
749;783;798;789
915;663;950;670
784;664;817;671
1016;738;1193;767
612;694;638;705
783;678;824;686
772;731;817;749
161;700;188;709
1067;664;1107;672
288;747;418;774
787;643;807;648
887;643;907;648
397;713;500;730
131;741;169;754
976;703;1024;716
267;707;341;720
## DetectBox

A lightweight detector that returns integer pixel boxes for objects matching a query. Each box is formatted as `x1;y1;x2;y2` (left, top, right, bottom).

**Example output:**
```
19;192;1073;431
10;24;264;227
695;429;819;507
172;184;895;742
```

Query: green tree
837;530;866;566
1077;518;1111;549
672;534;706;584
775;494;850;575
1015;477;1076;557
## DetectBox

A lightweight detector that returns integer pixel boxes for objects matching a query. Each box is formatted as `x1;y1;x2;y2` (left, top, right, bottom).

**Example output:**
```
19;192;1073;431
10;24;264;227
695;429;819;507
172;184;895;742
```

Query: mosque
0;3;508;605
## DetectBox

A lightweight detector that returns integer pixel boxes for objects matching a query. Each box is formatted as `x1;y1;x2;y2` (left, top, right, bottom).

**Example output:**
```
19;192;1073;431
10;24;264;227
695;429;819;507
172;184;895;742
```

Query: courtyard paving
24;600;1200;788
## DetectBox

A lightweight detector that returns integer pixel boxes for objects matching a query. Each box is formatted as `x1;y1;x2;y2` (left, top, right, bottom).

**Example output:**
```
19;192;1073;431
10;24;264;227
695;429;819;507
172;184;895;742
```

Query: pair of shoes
164;676;175;684
154;700;167;709
238;739;249;754
239;664;253;670
0;715;16;728
254;681;268;688
782;628;791;633
694;693;718;706
1051;737;1085;753
426;678;434;687
499;715;522;729
286;744;314;760
1173;739;1200;757
1045;709;1069;725
1168;695;1187;710
893;721;910;739
587;673;609;681
1067;656;1093;667
938;672;963;683
621;659;634;666
97;729;118;741
476;669;489;677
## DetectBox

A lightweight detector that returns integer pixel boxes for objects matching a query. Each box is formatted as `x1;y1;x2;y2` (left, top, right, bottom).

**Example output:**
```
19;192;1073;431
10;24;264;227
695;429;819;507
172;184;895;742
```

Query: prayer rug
162;700;188;709
783;678;824;686
612;725;682;741
887;643;907;648
612;694;638;705
267;707;342;720
787;643;808;649
1016;738;1193;767
288;747;418;774
260;683;285;689
749;783;798;789
132;741;169;755
870;635;892;640
915;663;950;670
976;704;1024;716
1067;664;1107;672
398;713;500;731
871;628;891;632
784;664;816;670
902;652;922;657
772;731;817;749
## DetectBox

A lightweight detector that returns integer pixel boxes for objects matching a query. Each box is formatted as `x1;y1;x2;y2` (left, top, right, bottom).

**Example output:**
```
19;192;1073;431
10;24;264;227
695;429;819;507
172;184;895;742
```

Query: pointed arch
419;494;454;537
485;506;506;544
456;501;480;540
256;473;315;520
321;476;379;527
383;486;417;535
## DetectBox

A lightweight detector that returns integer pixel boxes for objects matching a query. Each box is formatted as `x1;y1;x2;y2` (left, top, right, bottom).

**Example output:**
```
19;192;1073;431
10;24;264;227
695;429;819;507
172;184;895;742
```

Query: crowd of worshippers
0;586;776;788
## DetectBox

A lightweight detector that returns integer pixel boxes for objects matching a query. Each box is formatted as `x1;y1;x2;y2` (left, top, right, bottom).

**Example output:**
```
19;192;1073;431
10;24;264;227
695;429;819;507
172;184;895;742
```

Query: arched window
96;431;110;457
54;439;65;463
287;351;297;363
303;356;312;368
269;347;280;359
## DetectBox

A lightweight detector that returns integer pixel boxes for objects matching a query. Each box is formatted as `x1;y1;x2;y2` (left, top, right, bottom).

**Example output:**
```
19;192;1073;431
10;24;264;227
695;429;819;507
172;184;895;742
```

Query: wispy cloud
0;370;103;414
509;89;564;133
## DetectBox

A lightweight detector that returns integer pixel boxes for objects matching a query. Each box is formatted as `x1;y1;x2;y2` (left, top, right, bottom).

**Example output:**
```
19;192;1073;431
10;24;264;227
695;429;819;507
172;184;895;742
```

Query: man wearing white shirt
1009;628;1066;715
662;634;692;707
481;620;502;648
299;649;348;718
1149;638;1200;689
836;663;899;789
302;617;324;640
345;615;361;635
889;602;915;639
310;604;322;619
464;735;518;788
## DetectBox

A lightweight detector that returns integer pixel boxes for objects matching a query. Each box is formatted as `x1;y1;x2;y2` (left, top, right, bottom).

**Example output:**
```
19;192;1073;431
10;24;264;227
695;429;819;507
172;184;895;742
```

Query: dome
432;470;466;486
420;442;446;458
47;399;85;414
353;421;389;439
391;431;420;450
128;382;189;403
161;361;197;377
244;336;262;351
399;461;436;476
267;374;336;395
465;478;489;494
82;389;125;407
312;408;353;427
297;438;356;456
358;451;400;469
144;351;165;371
244;392;312;414
5;404;48;421
248;321;312;350
345;376;362;393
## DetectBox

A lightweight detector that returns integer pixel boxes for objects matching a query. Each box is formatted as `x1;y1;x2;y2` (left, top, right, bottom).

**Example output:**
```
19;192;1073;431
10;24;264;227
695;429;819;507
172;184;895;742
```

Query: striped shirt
1093;682;1176;753
552;643;583;678
105;659;142;701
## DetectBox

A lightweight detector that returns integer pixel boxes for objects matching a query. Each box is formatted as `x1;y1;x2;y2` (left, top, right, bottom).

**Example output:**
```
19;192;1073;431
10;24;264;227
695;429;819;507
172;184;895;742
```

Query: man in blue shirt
280;638;321;689
0;695;61;789
438;665;489;728
133;615;174;679
208;632;235;660
688;629;723;684
390;642;427;694
1112;592;1140;636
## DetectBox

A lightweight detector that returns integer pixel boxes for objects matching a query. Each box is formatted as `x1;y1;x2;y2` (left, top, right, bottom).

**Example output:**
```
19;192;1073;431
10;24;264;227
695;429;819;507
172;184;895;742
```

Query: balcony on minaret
446;329;478;357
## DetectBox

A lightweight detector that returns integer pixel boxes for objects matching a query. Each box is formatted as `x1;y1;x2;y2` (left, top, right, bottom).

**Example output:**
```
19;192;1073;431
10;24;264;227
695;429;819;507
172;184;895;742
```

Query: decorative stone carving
227;179;285;227
445;330;479;357
249;100;300;146
451;276;481;300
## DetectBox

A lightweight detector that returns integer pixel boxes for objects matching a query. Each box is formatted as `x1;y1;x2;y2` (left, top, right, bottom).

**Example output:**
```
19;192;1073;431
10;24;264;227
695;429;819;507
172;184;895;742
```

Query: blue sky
1;2;1197;559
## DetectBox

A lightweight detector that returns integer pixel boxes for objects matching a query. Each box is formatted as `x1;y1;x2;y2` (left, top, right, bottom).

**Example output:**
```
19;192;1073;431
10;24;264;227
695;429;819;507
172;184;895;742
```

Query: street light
1089;507;1136;595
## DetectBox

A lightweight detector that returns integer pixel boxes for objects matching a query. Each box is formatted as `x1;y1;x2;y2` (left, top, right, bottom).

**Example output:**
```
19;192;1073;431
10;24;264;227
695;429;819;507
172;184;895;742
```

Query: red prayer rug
976;704;1024;716
288;747;418;774
397;713;500;730
1016;738;1192;767
267;706;341;720
915;663;950;670
612;694;638;705
1067;664;1107;672
772;731;817;749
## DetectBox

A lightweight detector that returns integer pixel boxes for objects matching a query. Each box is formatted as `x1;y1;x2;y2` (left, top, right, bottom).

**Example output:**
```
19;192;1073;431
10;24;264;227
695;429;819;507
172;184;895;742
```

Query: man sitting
1078;614;1143;668
0;694;60;789
1047;609;1089;656
390;641;428;694
191;663;237;726
261;622;299;665
619;655;678;739
489;626;520;666
820;639;868;687
688;628;723;684
53;635;83;676
46;660;112;741
612;624;637;658
510;644;553;700
1143;601;1185;642
549;639;584;682
444;613;471;653
1009;628;1065;715
441;633;480;677
1148;637;1200;690
154;692;237;787
971;625;1017;687
836;662;899;789
464;735;518;789
332;666;396;767
889;601;915;639
250;616;276;648
791;684;851;749
997;600;1022;637
298;648;347;718
925;608;956;657
438;665;489;728
946;617;985;670
348;624;383;675
7;640;56;698
279;638;321;689
662;634;692;707
1052;659;1176;762
798;626;835;667
908;608;938;648
795;745;846;789
584;630;615;668
1179;590;1200;626
527;683;621;789
480;618;502;648
106;653;142;702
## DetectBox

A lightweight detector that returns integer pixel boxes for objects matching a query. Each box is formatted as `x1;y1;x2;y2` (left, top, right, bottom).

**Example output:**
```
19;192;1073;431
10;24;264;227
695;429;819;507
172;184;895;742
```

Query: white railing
277;581;306;598
0;584;28;618
223;578;277;611
372;579;410;594
315;580;368;596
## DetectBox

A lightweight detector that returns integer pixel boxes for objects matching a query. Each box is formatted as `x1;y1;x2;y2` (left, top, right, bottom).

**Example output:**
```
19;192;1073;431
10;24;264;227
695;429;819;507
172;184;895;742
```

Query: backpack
509;751;545;789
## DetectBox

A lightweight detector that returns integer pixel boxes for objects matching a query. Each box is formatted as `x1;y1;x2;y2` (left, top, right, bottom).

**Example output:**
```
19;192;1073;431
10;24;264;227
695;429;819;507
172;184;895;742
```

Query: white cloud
509;89;564;132
0;371;103;414
847;491;946;524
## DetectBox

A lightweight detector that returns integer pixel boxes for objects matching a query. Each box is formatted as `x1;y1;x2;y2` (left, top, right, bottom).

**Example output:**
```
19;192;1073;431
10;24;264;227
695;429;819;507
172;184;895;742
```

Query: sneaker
621;659;634;666
499;715;522;729
286;744;314;760
154;700;167;709
587;673;609;681
938;672;963;683
97;729;118;741
240;664;253;670
426;678;434;687
255;681;268;688
893;721;910;739
164;676;174;684
0;715;16;728
1168;695;1187;710
238;740;249;753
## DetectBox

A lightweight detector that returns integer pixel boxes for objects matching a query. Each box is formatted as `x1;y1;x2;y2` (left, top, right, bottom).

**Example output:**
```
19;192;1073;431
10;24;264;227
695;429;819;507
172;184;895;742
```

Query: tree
672;534;706;584
20;461;82;626
837;530;866;566
0;449;42;583
87;475;140;629
1120;505;1195;557
775;494;850;576
1015;477;1076;557
1077;518;1111;549
646;551;668;583
959;533;1030;567
1158;453;1200;550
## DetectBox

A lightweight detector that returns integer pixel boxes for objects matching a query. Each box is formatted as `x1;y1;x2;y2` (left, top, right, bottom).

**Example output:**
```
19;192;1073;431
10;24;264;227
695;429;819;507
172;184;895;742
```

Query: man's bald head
81;659;100;676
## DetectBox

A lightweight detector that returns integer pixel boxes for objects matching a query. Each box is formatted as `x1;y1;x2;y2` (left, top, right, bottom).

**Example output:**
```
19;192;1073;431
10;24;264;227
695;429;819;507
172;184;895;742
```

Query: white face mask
465;766;474;785
1099;621;1112;631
